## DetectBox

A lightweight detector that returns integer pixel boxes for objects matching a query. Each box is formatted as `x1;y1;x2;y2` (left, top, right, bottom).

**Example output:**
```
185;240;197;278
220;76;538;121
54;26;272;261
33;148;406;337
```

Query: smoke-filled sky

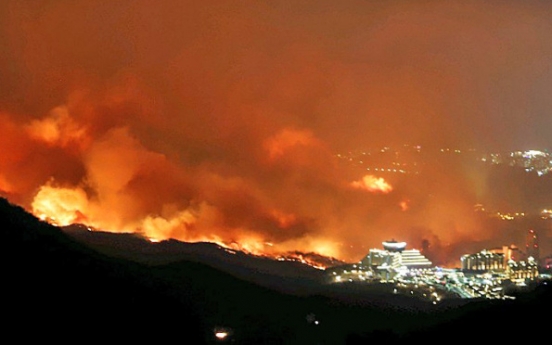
1;0;552;264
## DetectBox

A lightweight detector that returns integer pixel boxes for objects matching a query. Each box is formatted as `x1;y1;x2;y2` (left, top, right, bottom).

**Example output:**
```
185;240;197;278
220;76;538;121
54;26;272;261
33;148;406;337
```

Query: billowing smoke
1;1;552;263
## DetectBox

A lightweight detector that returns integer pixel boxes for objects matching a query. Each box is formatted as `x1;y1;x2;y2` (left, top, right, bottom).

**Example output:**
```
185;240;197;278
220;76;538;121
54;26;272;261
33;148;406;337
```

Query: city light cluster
338;146;552;177
325;239;549;302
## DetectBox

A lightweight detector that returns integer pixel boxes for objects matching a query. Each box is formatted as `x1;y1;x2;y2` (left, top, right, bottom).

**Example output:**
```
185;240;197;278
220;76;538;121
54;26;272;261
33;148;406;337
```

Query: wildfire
31;183;90;227
350;175;393;193
276;252;333;270
29;183;341;269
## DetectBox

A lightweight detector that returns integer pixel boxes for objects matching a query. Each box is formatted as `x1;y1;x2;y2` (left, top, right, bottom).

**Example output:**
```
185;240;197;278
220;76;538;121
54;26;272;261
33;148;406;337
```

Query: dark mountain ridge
0;197;208;343
61;224;331;296
2;197;551;344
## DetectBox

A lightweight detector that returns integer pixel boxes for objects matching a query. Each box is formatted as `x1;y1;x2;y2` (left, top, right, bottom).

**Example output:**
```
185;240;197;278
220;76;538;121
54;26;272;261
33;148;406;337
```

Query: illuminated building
490;245;526;267
400;249;433;269
461;250;505;271
328;240;432;283
507;257;539;281
362;248;399;269
360;240;432;280
461;245;538;281
461;245;524;271
382;240;407;252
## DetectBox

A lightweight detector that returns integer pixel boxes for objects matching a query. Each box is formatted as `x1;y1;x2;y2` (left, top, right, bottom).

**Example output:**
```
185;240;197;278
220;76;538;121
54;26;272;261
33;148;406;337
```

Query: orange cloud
26;106;88;150
264;128;320;160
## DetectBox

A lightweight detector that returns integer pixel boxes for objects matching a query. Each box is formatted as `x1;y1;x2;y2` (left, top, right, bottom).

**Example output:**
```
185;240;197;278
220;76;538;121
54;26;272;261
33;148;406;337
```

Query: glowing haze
1;1;552;265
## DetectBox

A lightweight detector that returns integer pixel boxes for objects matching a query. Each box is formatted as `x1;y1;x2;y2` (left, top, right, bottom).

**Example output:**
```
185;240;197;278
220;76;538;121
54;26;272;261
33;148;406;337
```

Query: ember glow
400;200;410;212
350;175;393;193
2;1;552;265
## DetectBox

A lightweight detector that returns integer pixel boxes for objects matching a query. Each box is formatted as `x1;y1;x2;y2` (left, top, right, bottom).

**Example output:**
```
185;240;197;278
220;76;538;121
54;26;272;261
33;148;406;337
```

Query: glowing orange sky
1;1;552;264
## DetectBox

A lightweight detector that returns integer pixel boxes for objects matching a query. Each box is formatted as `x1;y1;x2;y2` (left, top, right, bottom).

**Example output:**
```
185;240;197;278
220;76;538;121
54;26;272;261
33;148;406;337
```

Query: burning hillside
3;1;552;266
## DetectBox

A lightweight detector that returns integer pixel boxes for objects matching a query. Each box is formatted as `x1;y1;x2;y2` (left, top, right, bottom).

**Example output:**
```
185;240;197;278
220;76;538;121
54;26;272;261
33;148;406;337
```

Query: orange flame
350;175;393;193
29;181;340;268
31;183;90;227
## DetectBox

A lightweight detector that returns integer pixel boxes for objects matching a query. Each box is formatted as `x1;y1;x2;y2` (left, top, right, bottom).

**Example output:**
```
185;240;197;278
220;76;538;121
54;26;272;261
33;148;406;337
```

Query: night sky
1;1;552;264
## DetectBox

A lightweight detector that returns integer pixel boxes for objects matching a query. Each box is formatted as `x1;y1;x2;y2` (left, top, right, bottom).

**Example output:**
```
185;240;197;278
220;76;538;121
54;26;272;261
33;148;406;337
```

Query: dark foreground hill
1;197;551;344
0;197;208;343
61;223;329;296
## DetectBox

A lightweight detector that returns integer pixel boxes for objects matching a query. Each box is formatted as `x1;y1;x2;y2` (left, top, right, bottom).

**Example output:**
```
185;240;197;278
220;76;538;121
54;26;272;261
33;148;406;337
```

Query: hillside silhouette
0;197;208;343
1;197;551;344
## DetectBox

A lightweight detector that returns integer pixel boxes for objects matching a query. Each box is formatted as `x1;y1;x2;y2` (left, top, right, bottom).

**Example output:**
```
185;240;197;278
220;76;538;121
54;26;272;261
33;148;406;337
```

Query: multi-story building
360;240;432;279
461;250;505;271
507;257;539;281
400;248;434;269
460;245;538;281
461;245;526;272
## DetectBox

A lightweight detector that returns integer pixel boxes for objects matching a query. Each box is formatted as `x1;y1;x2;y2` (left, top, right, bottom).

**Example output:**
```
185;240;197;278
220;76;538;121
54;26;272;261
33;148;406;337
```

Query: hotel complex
327;240;433;282
359;240;432;277
326;238;547;301
460;245;539;280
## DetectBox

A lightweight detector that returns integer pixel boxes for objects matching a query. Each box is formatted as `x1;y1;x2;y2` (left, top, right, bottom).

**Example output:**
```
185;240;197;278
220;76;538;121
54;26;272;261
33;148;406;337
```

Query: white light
215;332;228;340
214;327;232;341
